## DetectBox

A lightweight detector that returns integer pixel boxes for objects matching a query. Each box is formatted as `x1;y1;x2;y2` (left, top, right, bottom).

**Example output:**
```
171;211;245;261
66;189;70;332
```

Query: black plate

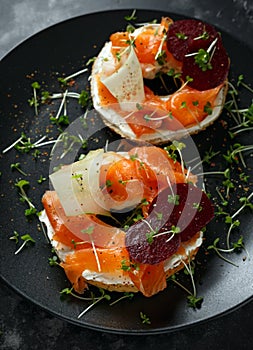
0;9;253;334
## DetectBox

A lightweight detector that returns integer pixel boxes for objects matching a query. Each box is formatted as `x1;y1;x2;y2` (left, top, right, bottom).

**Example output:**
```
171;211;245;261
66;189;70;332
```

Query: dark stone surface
1;0;253;349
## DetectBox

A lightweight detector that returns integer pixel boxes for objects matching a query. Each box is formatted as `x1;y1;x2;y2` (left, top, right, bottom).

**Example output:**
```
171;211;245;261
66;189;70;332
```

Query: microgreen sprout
154;225;181;242
176;32;188;40
207;238;239;266
28;81;40;115
10;162;27;176
215;187;229;207
57;68;88;86
50;114;70;127
225;216;240;250
231;192;253;220
115;39;135;61
9;230;19;244
185;38;218;72
169;256;203;309
78;90;90;108
81;226;101;272
77;288;111;319
168;194;180;205
190;147;220;171
181;257;201;306
86;57;97;66
155;34;167;65
121;259;140;271
37;175;46;184
223;143;253;168
60;287;100;302
225;82;242;125
57;132;88;159
109;292;134;306
142;109;173;122
54;89;69;121
48;255;59;266
164;141;186;174
15;179;37;218
193;31;209;41
170;70;182;79
14;233;35;255
195;167;230;180
139;311;151;324
237;74;253;94
124;9;137;21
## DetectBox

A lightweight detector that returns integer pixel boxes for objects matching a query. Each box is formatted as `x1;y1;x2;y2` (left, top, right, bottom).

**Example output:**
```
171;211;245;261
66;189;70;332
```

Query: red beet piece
125;214;181;265
182;37;230;90
125;183;214;264
148;183;214;241
166;19;218;62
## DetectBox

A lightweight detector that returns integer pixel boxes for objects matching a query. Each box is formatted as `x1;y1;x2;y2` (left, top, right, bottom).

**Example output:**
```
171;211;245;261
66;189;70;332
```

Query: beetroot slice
182;37;230;90
125;183;214;265
166;19;218;62
125;218;181;265
148;183;214;241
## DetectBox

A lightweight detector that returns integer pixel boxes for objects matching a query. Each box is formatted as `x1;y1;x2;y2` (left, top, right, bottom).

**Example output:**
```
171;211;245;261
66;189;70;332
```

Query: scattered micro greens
2;132;57;154
140;311;151;324
15;180;38;218
176;32;188;40
28;81;40;116
48;255;59;266
124;9;137;21
57;68;88;86
77;288;111;319
9;230;19;244
60;287;103;302
121;259;140;271
109;292;135;306
14;233;35;255
10;162;27;176
169;258;203;309
207;238;240;266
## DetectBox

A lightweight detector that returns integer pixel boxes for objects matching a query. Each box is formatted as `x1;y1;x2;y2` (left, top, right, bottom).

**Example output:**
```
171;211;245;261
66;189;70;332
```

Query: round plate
0;9;253;334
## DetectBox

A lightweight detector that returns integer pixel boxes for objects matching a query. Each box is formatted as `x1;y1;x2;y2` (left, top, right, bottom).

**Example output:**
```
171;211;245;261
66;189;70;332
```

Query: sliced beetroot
148;183;214;241
166;19;218;62
182;37;230;90
125;183;214;264
125;218;181;265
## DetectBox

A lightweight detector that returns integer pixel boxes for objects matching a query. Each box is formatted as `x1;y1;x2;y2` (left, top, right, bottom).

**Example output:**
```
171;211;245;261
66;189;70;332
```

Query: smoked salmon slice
42;190;169;297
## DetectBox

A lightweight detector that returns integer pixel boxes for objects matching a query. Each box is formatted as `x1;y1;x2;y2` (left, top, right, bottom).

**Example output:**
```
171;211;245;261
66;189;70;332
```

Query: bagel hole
97;205;143;230
144;73;181;96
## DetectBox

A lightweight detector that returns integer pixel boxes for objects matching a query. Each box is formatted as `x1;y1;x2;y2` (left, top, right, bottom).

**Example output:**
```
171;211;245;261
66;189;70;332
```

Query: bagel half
42;145;213;297
90;21;229;145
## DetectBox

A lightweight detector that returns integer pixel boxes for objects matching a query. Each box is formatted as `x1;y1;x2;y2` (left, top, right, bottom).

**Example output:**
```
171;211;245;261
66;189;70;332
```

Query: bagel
90;17;229;144
41;146;214;297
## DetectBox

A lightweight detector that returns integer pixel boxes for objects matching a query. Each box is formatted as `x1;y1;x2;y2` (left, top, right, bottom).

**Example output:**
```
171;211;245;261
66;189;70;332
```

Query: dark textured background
0;0;253;349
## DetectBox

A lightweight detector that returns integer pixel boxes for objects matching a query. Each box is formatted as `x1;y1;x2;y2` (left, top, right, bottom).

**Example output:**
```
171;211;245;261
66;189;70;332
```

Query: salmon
128;146;196;187
128;261;167;297
110;17;181;70
125;84;223;136
42;191;126;250
43;190;170;297
100;157;158;204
